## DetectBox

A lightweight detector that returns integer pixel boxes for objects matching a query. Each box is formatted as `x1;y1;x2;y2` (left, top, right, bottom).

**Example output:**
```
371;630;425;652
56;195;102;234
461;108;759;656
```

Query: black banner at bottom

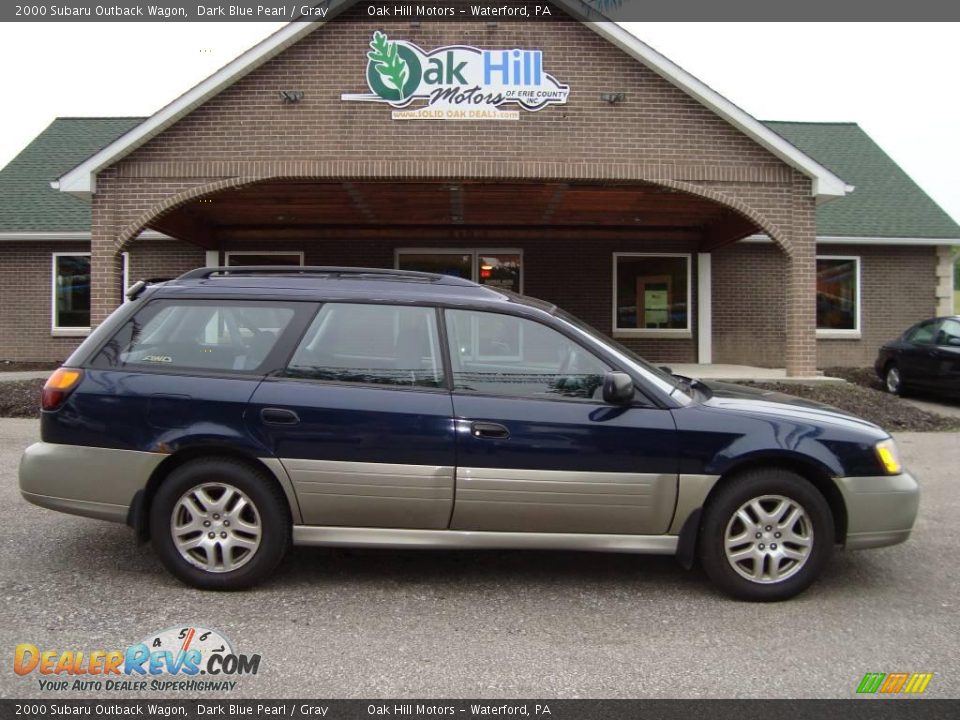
1;700;958;720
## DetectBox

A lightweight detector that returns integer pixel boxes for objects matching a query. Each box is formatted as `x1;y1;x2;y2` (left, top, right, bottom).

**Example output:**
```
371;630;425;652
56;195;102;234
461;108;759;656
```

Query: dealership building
1;7;957;374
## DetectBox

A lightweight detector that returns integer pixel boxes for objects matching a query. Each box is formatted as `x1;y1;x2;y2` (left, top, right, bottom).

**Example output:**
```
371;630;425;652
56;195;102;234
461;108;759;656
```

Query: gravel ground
741;380;960;432
0;419;958;699
0;379;43;418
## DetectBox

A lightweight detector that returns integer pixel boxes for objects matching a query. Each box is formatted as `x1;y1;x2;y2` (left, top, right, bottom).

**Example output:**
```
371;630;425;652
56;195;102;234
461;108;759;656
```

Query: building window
51;253;91;335
396;249;522;293
816;256;860;336
225;251;305;266
613;253;691;336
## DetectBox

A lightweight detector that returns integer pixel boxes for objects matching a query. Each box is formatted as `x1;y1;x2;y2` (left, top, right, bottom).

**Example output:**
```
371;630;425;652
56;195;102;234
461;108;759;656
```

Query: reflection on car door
444;309;678;535
246;303;456;529
901;320;939;388
934;318;960;391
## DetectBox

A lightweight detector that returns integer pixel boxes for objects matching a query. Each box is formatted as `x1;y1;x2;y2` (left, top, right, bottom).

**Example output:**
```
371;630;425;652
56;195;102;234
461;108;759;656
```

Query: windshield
552;307;692;401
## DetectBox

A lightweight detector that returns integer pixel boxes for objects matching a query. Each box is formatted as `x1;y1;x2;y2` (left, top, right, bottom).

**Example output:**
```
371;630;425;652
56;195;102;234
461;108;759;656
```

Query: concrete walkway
668;363;844;384
905;397;960;419
0;371;49;383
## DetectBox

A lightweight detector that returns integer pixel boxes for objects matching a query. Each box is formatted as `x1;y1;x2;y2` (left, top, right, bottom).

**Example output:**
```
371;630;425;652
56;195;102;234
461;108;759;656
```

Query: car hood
692;379;887;437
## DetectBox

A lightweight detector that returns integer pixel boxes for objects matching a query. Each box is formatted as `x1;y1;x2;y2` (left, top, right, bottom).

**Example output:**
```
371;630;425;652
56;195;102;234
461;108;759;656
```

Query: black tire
884;362;907;397
150;457;291;590
699;469;833;602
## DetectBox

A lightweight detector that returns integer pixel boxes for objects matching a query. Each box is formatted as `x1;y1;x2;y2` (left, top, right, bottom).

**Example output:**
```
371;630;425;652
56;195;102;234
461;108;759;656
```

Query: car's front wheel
150;457;291;590
699;469;834;601
885;363;907;396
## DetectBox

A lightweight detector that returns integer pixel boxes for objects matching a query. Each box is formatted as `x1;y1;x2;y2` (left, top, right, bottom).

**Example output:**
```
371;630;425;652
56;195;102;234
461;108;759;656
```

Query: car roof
145;266;553;312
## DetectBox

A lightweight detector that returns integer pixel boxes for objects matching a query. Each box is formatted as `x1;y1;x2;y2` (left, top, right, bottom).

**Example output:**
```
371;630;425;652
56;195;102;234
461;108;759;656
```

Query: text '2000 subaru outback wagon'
20;267;919;601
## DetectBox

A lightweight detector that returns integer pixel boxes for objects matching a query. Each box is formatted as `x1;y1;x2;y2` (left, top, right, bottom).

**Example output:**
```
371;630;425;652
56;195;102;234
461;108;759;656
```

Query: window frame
395;248;524;293
611;252;693;339
443;307;615;404
282;301;448;392
224;251;305;266
51;252;92;337
815;254;861;339
89;298;314;379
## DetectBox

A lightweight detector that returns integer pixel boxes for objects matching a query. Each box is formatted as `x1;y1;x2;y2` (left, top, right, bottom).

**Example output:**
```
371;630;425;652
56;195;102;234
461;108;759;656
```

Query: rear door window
93;300;300;373
286;303;444;389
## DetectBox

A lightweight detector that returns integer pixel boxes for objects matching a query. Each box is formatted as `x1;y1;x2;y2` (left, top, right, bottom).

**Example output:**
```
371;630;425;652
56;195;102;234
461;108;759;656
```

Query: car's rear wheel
885;362;907;396
699;469;833;601
150;458;290;590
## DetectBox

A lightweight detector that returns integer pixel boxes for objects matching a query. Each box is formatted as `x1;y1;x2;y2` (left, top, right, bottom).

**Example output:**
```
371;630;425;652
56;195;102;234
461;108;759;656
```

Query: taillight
41;368;83;411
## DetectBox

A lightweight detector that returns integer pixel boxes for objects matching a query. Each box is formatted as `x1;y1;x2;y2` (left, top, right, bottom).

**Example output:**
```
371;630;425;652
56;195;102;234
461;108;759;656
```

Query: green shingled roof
0;117;143;232
764;121;960;239
1;116;957;239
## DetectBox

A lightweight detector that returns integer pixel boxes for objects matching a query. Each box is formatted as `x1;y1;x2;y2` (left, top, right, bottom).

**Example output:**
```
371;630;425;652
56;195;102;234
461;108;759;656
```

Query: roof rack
174;266;475;285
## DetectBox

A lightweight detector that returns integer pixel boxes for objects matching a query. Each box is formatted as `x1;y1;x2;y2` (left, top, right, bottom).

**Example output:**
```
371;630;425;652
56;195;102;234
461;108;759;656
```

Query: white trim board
53;0;849;201
743;234;960;246
0;230;175;242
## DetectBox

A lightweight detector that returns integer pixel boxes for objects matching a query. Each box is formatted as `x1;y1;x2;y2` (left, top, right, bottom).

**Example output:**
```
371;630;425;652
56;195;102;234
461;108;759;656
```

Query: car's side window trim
439;307;658;407
280;301;449;392
88;298;317;377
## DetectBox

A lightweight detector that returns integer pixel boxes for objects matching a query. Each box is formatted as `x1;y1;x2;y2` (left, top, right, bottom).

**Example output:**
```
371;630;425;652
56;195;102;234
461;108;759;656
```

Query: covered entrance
123;178;766;365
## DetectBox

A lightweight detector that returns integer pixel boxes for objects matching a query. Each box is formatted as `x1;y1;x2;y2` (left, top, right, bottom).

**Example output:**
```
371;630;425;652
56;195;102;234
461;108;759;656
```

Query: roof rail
174;265;471;284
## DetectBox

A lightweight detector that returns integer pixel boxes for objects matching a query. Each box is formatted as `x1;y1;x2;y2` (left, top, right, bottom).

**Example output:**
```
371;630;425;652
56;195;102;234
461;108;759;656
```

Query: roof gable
766;121;960;239
52;1;848;200
0;117;142;233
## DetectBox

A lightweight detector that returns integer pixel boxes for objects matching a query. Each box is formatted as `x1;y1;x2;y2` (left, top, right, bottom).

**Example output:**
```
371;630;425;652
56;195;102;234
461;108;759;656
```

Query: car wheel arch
700;456;847;546
129;446;296;542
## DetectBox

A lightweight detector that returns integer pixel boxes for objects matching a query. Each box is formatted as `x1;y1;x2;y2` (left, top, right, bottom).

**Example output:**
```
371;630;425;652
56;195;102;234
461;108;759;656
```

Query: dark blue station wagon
20;267;918;601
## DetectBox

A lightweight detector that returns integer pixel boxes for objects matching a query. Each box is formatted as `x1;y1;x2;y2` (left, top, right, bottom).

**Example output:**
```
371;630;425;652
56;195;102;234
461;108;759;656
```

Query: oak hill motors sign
341;32;570;120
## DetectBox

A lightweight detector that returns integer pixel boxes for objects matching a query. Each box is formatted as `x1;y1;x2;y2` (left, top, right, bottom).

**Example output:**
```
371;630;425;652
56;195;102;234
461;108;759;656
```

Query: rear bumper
19;441;165;524
835;472;920;550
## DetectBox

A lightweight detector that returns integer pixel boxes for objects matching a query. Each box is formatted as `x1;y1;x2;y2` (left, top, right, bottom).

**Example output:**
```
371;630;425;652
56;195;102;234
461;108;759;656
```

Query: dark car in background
20;267;919;601
875;316;960;396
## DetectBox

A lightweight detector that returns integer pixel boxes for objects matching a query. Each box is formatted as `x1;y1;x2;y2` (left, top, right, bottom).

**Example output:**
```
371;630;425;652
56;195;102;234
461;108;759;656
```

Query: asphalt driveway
0;419;957;699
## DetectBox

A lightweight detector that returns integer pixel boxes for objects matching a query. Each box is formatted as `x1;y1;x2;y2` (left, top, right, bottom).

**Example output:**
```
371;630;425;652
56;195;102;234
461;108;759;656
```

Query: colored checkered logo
857;672;933;694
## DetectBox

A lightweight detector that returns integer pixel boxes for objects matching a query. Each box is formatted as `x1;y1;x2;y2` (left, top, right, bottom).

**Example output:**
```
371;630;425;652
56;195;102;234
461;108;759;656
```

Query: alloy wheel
723;494;814;584
170;482;262;573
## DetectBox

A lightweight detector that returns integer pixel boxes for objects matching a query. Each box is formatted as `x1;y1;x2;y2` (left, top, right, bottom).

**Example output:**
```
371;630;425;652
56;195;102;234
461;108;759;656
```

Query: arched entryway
96;177;815;375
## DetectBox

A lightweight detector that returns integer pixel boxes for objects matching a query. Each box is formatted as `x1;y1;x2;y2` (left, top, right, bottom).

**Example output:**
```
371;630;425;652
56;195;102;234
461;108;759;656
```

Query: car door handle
260;407;300;425
471;422;510;439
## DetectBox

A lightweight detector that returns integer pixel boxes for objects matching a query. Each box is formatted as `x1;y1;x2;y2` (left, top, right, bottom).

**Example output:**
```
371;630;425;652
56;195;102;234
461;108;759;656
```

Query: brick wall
0;242;90;363
712;242;937;367
75;15;821;373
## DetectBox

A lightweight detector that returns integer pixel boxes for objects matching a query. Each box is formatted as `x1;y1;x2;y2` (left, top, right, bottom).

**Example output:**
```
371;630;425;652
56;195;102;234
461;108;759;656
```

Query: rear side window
93;300;297;373
286;303;443;389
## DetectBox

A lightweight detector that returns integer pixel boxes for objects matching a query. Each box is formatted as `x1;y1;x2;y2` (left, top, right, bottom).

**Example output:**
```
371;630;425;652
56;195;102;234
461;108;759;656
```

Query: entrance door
247;303;456;529
443;309;678;535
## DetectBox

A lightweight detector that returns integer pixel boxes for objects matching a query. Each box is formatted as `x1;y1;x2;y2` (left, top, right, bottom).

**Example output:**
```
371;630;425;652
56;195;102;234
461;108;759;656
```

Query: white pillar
697;253;712;364
935;245;955;316
205;250;220;268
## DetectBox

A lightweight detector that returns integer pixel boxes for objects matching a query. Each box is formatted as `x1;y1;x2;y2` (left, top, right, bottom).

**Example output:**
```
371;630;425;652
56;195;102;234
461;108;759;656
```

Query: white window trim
612;253;693;339
816;255;862;339
395;248;524;293
224;251;305;266
121;252;130;303
51;252;91;337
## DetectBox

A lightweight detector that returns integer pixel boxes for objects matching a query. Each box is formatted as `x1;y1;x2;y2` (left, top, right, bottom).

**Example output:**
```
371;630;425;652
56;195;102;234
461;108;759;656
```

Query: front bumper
19;441;165;524
834;472;919;550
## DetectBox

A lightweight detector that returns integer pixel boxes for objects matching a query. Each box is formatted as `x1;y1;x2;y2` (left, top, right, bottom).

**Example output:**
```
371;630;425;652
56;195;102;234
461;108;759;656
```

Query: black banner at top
4;0;960;22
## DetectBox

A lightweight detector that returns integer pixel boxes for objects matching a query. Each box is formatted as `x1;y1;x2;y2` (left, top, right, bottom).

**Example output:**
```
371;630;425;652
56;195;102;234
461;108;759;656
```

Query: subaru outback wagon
20;267;919;601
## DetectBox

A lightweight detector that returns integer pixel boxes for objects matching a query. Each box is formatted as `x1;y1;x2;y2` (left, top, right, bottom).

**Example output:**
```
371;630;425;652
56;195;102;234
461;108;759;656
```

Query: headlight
875;438;902;475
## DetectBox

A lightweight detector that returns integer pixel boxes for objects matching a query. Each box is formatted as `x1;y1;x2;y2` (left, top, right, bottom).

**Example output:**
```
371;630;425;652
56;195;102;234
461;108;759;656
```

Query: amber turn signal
41;368;83;411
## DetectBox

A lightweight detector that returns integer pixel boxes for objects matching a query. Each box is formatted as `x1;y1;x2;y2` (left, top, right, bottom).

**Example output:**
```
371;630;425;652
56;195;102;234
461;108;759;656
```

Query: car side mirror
602;371;634;404
949;337;960;347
